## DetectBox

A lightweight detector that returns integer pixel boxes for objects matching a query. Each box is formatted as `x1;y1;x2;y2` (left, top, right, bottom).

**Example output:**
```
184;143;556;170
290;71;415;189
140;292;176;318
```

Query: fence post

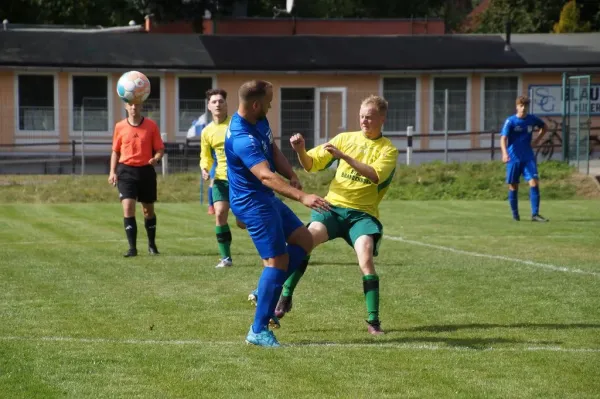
80;102;85;175
444;89;449;164
161;133;168;177
406;126;413;166
71;140;76;174
490;132;495;161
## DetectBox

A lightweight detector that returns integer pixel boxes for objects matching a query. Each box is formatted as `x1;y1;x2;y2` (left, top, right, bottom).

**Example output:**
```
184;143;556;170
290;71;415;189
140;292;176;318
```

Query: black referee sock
145;216;157;247
124;217;137;250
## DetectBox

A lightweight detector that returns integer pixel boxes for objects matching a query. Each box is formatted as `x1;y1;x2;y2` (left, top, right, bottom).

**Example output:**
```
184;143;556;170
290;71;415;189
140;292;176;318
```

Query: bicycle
535;118;596;162
535;118;562;162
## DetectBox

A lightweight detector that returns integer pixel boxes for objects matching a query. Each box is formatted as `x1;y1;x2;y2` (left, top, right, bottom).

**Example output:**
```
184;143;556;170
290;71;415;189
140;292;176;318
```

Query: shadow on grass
402;323;600;333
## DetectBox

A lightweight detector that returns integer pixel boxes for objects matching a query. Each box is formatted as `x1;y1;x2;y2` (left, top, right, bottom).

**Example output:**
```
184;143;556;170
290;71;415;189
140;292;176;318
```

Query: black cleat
513;216;520;221
531;214;549;222
124;248;138;257
274;295;293;319
148;245;160;255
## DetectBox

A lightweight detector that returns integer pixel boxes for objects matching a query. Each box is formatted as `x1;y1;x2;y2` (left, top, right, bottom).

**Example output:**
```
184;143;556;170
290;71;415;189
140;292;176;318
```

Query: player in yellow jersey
275;95;398;335
200;88;236;268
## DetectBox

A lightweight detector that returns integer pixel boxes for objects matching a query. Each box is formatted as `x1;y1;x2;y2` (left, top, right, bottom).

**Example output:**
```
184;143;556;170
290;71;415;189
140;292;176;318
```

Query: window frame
14;71;59;137
68;72;113;137
480;74;523;132
429;75;472;133
379;75;421;134
174;74;216;139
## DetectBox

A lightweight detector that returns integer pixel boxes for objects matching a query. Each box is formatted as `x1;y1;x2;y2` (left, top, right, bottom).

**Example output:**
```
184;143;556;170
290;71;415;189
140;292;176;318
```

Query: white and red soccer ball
116;71;151;104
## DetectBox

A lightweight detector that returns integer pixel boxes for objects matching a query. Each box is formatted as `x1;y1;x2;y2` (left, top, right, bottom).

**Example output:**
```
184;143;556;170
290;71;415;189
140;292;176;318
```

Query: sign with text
528;84;600;116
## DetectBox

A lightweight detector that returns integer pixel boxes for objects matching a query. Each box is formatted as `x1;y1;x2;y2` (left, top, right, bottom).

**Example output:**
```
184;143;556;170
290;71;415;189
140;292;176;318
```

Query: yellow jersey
307;131;398;219
200;116;231;181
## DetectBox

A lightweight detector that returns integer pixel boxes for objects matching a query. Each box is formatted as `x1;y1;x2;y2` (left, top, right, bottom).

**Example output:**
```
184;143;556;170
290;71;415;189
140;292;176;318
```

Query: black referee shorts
116;163;157;203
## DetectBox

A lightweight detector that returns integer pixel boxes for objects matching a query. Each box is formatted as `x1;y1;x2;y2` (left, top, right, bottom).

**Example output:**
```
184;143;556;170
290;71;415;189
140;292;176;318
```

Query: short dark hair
238;80;272;103
206;88;227;100
516;95;530;106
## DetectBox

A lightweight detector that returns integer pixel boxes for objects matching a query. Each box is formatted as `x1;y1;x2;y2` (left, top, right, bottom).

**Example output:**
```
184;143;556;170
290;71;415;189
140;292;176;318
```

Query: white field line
0;335;598;353
384;235;600;277
0;236;210;246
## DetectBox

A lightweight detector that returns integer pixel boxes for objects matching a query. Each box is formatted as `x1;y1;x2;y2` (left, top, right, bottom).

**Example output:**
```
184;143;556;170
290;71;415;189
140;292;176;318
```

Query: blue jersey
225;112;276;212
501;114;545;162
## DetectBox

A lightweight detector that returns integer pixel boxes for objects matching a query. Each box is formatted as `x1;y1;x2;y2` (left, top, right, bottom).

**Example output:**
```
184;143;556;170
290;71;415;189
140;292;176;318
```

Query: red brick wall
148;18;445;35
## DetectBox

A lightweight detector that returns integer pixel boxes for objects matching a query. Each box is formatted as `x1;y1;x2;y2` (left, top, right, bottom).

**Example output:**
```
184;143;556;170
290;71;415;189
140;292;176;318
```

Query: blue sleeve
500;117;512;136
533;115;545;129
233;133;267;171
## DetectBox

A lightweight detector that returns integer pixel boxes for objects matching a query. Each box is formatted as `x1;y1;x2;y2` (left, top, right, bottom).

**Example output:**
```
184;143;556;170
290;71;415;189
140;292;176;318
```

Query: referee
109;102;165;257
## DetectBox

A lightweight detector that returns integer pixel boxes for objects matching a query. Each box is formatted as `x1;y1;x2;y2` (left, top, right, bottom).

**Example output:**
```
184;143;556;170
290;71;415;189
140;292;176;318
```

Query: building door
315;87;347;146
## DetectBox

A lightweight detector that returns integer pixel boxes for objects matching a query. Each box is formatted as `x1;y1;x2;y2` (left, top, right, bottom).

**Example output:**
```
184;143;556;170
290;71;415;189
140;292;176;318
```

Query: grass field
1;199;599;398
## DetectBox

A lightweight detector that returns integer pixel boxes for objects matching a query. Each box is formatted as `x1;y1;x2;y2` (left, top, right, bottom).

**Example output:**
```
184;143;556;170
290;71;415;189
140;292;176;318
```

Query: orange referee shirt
112;118;165;167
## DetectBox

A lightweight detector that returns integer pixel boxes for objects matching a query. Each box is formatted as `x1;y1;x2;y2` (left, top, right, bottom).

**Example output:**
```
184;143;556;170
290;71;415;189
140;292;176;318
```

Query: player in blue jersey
225;80;330;347
500;95;549;222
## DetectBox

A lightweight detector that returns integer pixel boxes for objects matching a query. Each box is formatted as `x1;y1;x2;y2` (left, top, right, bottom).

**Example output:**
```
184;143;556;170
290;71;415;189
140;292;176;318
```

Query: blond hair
361;95;388;115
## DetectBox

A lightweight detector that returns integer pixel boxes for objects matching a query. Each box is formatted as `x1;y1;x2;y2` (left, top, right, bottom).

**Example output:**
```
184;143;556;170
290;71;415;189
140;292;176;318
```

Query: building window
433;77;468;132
145;77;161;128
178;77;213;132
18;75;55;131
484;76;519;131
382;78;417;132
72;76;108;131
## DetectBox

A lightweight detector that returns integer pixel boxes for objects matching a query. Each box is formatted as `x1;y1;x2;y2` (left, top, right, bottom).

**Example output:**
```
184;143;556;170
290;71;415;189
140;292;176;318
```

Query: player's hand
201;169;210;181
235;218;247;230
289;174;303;190
502;153;510;163
148;157;159;166
108;172;117;187
300;193;330;213
323;143;346;160
290;133;306;152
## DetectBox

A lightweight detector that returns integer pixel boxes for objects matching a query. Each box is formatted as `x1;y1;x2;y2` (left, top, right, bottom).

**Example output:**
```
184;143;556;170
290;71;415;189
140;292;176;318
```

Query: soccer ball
116;71;151;104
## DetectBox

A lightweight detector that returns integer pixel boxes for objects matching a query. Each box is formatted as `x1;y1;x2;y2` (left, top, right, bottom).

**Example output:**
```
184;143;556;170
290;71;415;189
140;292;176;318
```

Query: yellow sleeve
372;144;398;184
199;128;214;171
306;134;343;172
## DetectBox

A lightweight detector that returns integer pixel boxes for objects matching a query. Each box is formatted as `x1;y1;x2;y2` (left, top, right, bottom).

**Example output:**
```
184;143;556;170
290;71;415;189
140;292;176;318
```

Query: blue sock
208;187;214;207
508;190;519;219
530;186;540;216
252;267;287;333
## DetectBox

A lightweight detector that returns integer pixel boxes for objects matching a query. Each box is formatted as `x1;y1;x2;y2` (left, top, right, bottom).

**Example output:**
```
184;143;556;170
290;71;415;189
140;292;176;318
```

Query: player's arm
109;127;121;185
149;124;165;166
534;116;547;137
199;129;214;180
328;145;380;183
272;141;302;189
234;133;328;211
290;133;342;173
250;161;328;211
369;146;399;185
500;118;512;163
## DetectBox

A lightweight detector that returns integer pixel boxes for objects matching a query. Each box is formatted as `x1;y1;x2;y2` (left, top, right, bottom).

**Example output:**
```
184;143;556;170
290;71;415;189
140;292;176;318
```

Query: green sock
282;255;310;297
362;274;380;323
215;224;231;259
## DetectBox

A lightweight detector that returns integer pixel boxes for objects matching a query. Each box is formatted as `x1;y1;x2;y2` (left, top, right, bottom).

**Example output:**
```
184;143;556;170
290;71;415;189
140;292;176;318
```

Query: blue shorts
235;197;304;259
506;159;539;184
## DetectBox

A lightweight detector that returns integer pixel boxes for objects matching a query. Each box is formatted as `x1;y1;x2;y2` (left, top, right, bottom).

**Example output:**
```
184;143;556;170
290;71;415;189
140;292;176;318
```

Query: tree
553;0;591;33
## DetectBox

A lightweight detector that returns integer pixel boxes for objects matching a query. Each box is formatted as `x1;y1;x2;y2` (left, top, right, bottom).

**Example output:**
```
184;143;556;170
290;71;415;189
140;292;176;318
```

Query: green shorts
211;179;229;203
310;205;383;256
